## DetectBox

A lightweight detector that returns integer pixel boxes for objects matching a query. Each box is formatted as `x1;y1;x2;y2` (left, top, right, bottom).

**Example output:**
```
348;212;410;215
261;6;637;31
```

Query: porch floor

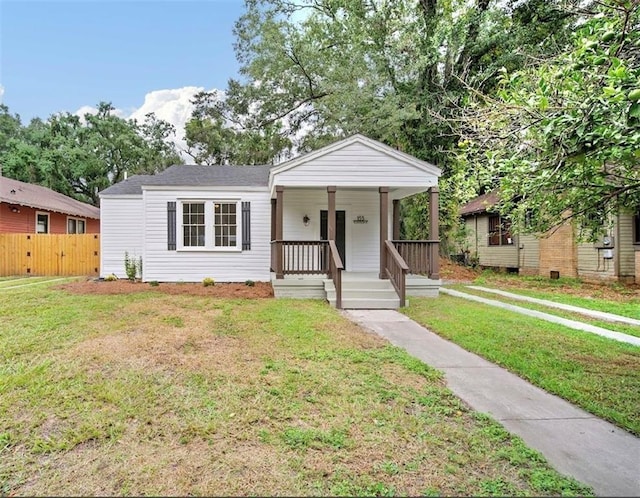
271;271;441;308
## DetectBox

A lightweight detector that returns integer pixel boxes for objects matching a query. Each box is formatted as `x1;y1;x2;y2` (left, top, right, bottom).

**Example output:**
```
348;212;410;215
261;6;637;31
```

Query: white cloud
75;86;218;161
0;85;4;103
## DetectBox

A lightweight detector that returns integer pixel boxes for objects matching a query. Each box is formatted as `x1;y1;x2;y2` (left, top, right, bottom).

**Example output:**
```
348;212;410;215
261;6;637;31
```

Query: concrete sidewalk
343;309;640;497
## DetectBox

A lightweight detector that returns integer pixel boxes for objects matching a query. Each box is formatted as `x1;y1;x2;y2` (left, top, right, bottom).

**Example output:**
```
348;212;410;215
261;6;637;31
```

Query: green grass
0;283;590;496
404;294;640;436
471;271;640;319
450;284;640;338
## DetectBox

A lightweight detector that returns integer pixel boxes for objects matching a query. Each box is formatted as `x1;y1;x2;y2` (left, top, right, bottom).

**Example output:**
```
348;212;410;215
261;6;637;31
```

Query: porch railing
328;240;344;309
392;240;439;277
384;240;409;307
271;240;329;275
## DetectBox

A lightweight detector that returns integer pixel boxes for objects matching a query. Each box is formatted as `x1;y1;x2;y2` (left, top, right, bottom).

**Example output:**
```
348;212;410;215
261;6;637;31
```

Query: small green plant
245;279;255;287
124;252;142;281
104;273;118;282
149;280;159;287
202;277;215;287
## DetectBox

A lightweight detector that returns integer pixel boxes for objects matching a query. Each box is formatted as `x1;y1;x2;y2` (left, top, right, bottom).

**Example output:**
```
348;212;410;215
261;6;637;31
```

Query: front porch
267;134;443;309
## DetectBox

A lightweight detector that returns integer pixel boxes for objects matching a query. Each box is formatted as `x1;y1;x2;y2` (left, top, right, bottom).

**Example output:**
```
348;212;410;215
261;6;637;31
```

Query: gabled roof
269;134;442;179
100;165;271;196
460;190;500;216
0;176;100;219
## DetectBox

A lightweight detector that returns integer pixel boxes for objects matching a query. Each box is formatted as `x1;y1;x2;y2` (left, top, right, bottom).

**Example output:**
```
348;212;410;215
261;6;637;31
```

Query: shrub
124;252;142;281
202;277;215;287
104;273;118;282
149;281;160;287
245;280;255;287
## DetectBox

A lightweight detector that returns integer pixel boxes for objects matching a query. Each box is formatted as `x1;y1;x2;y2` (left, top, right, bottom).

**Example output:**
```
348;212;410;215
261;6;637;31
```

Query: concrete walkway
343;309;640;497
440;288;640;347
467;285;640;327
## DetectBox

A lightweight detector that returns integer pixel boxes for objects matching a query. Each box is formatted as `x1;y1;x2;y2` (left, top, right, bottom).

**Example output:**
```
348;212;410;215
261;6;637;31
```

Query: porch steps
324;278;401;309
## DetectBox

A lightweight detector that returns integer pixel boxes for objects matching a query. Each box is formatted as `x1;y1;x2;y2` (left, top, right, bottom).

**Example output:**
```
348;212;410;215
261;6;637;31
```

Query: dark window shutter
167;201;176;250
242;201;251;250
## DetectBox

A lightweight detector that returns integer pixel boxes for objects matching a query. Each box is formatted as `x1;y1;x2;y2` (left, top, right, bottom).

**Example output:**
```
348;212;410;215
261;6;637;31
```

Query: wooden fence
0;234;100;276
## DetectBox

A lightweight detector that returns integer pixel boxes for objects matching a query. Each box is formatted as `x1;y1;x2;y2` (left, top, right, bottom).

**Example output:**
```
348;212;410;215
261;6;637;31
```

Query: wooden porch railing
271;240;329;275
384;240;409;307
327;240;344;309
392;240;439;277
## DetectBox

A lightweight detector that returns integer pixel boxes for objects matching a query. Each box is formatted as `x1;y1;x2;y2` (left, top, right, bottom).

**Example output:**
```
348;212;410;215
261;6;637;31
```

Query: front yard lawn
404;295;640;436
0;284;590;496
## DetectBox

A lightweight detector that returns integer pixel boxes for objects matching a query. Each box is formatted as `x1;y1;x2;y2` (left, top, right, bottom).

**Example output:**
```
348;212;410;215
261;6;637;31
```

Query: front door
320;210;346;269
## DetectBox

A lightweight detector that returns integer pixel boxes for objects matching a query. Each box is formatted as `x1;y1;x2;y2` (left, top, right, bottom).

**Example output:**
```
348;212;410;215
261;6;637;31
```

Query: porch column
327;186;336;240
379;187;389;279
429;186;440;280
275;186;284;279
392;199;400;240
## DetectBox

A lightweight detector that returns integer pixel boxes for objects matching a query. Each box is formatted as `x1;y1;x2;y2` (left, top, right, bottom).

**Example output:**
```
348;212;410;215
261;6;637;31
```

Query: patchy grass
450;285;640;338
0;284;590;496
404;295;640;436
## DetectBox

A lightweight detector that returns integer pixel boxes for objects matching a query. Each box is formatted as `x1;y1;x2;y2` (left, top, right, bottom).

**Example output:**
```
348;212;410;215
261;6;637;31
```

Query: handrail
384;240;408;307
328;239;344;309
392;240;439;278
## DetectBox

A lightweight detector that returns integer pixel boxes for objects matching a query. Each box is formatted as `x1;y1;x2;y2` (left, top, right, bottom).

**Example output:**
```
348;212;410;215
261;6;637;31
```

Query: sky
0;0;247;144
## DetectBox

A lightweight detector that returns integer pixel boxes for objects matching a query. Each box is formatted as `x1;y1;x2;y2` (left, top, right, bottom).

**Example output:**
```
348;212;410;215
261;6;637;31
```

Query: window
488;214;513;246
634;212;640;245
214;202;237;247
36;212;49;234
67;217;86;234
183;202;205;247
179;200;241;250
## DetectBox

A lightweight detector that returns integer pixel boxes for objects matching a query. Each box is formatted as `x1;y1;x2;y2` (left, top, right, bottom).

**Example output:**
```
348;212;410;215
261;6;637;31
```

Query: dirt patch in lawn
58;279;274;298
440;257;481;283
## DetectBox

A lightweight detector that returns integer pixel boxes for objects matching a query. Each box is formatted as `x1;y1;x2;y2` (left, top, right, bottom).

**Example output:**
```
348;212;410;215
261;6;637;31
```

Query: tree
1;102;182;205
457;1;640;238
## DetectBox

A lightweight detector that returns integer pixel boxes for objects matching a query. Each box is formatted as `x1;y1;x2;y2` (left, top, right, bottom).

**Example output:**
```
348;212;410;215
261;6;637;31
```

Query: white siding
143;188;271;282
100;197;144;278
282;189;381;272
274;142;438;188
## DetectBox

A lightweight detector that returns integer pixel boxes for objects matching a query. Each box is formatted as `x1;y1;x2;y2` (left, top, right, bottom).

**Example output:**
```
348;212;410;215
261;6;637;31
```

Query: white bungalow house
99;134;442;308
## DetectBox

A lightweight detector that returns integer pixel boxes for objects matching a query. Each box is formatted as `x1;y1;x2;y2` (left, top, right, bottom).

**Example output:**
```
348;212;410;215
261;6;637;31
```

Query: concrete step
326;288;399;300
323;279;395;290
327;297;401;309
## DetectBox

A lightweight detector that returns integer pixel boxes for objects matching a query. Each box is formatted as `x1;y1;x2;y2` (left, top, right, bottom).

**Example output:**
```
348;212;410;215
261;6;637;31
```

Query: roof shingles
0;177;100;219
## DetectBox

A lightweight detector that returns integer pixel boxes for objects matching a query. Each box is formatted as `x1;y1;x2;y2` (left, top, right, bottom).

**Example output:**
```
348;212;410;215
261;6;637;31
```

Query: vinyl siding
100;197;144;278
1;203;99;234
281;189;380;272
577;224;616;280
143;188;271;282
518;234;539;271
465;214;518;267
274;142;438;188
618;213;635;277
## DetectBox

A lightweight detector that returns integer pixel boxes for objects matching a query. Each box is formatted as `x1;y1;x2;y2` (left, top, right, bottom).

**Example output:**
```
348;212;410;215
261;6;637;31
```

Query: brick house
0;176;100;234
460;190;640;284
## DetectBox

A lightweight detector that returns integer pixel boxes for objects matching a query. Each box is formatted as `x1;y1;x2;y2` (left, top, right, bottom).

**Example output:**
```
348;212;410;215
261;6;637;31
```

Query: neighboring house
100;134;442;309
0;176;100;234
460;190;640;283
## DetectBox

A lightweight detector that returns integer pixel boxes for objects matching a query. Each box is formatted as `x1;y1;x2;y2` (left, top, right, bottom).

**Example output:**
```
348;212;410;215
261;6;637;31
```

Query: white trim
99;194;142;200
177;199;242;253
35;211;50;234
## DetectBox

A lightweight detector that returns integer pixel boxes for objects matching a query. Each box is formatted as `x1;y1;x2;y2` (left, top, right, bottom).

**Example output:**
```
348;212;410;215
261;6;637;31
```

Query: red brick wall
0;203;99;234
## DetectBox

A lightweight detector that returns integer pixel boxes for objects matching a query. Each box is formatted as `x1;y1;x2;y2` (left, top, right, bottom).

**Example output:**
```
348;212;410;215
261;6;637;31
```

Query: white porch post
429;186;440;280
379;187;389;279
